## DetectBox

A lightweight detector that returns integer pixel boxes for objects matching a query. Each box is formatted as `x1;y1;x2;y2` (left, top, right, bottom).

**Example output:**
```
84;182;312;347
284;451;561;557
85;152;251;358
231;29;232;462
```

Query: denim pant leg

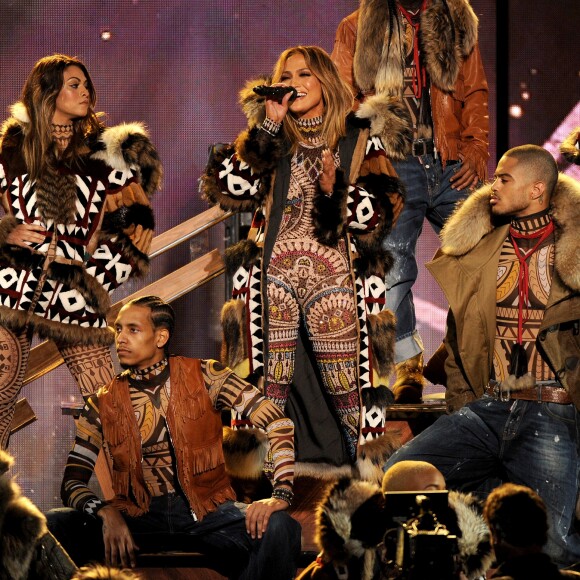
46;507;105;566
499;400;580;567
384;156;432;363
384;399;503;488
183;501;301;580
426;159;472;234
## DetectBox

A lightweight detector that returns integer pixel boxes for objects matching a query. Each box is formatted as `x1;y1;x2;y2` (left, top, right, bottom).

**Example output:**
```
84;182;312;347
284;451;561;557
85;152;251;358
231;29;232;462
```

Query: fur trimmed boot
392;352;425;404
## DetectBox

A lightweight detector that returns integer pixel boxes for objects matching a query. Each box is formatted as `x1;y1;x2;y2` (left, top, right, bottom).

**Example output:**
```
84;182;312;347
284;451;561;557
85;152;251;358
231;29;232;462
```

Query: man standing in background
332;0;489;402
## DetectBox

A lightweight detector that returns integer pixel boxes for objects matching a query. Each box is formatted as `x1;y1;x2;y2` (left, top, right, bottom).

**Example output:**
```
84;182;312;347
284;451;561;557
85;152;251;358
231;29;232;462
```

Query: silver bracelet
260;117;282;136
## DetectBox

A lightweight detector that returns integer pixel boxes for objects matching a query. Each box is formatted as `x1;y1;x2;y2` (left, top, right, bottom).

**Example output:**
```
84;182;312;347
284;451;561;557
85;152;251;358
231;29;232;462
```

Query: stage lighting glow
100;29;112;41
509;104;524;118
521;91;530;101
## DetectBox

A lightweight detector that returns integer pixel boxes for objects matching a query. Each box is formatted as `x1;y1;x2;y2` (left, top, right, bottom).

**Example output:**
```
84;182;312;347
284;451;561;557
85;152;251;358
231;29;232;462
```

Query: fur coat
0;103;162;346
296;477;493;580
201;80;404;482
0;450;76;580
0;449;46;580
331;0;489;178
427;174;580;412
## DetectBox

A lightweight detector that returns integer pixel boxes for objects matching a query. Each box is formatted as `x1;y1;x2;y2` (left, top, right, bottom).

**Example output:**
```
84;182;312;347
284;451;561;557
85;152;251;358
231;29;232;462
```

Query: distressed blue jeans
47;495;301;580
385;395;580;567
384;154;470;362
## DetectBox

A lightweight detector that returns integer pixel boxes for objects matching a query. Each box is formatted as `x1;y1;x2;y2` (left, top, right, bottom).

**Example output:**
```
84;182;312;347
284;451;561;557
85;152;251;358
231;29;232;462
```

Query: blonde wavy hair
271;46;354;152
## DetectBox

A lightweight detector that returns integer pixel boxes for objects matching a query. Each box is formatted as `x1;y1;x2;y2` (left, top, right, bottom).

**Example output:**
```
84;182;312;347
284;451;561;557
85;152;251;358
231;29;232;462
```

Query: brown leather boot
392;352;426;404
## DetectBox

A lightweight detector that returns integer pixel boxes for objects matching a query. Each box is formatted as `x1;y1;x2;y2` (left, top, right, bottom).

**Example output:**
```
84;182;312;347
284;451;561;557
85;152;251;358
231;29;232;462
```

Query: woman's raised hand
264;84;294;124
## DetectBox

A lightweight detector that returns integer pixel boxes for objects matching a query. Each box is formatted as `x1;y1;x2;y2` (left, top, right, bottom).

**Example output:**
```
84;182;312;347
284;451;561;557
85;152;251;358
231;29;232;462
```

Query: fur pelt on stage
299;478;493;580
0;450;47;580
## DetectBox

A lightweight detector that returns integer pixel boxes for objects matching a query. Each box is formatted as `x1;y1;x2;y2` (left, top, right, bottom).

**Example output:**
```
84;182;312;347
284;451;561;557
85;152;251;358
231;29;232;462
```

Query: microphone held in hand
253;85;298;103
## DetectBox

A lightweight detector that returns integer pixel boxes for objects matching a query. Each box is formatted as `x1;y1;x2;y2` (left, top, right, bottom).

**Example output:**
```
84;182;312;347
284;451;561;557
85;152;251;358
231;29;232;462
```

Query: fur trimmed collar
354;0;479;94
1;101;162;198
440;174;580;292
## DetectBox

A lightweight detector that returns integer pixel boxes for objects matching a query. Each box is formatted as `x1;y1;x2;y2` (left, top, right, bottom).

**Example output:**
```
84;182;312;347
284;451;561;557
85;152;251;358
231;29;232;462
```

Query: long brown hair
19;54;103;180
271;46;354;152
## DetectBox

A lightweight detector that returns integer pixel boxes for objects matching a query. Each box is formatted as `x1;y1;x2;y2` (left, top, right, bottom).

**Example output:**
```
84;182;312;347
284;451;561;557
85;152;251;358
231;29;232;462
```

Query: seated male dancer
48;295;301;580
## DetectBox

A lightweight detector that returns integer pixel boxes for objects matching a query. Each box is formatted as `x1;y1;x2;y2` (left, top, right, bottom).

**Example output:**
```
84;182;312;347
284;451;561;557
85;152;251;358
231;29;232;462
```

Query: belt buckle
499;385;510;402
412;140;428;156
491;380;510;402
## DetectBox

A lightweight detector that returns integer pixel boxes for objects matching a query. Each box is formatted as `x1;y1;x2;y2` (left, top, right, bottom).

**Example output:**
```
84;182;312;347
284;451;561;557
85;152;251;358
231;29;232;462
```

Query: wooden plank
9;398;37;435
24;249;225;386
149;207;230;259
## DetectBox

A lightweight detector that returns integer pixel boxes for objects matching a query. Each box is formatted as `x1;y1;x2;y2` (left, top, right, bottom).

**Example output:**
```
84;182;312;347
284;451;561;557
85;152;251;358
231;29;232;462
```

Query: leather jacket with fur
331;0;489;179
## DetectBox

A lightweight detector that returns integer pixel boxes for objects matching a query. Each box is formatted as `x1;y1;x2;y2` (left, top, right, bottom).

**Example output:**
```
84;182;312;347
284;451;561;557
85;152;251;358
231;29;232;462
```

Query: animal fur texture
560;128;580;165
0;450;47;580
440;174;580;292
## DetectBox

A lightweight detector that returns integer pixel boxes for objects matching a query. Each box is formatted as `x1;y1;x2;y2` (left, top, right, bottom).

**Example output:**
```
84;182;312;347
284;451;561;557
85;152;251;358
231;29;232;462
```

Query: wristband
260;117;282;136
272;486;294;506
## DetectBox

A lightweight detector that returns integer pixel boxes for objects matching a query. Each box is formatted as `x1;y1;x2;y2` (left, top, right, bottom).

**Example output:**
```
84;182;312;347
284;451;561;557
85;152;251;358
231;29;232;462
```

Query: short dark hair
503;144;559;197
483;483;548;548
125;296;175;347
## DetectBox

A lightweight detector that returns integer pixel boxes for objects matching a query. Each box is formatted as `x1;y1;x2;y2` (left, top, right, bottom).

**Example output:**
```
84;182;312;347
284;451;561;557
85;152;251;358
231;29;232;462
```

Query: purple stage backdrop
0;0;577;511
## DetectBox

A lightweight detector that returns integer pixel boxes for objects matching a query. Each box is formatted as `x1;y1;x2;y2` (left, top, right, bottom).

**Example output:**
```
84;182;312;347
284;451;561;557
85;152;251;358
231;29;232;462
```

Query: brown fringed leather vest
98;356;236;520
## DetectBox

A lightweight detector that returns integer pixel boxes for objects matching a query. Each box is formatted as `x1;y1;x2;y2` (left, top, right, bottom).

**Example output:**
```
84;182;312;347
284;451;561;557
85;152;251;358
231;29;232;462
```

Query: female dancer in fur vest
202;46;404;479
0;54;162;447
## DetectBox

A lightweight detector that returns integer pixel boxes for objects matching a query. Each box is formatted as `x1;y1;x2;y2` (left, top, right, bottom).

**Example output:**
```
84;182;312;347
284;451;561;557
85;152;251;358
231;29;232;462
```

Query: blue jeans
385;396;580;567
384;154;470;362
47;494;301;580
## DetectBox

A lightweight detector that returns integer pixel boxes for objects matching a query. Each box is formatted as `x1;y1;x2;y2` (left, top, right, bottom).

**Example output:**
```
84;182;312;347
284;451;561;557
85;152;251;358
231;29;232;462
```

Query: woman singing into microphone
202;46;404;478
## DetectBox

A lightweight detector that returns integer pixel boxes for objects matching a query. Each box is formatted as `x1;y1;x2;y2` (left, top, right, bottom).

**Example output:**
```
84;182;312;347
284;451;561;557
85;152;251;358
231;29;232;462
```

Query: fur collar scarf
1;101;162;199
440;173;580;293
354;0;479;94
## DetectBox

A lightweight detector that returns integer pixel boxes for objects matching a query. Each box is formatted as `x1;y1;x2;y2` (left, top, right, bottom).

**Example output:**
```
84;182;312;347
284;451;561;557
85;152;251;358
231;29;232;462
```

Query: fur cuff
222;426;268;479
224;239;261;275
356;95;412;160
221;299;248;370
92;123;162;197
235;125;286;174
200;142;265;214
312;168;348;247
361;384;395;410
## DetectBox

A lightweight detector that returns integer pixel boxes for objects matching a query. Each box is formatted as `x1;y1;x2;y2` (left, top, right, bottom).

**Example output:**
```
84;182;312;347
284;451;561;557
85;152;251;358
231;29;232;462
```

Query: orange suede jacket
99;357;236;519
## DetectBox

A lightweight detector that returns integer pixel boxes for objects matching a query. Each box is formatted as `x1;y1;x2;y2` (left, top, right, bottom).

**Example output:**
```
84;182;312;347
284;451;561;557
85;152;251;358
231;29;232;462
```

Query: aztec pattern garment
494;211;556;383
0;110;160;448
61;358;294;516
266;116;360;458
0;325;114;448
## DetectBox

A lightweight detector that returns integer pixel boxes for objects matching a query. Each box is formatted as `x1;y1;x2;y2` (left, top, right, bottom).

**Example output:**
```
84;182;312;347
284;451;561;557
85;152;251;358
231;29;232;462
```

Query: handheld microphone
253;85;298;103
